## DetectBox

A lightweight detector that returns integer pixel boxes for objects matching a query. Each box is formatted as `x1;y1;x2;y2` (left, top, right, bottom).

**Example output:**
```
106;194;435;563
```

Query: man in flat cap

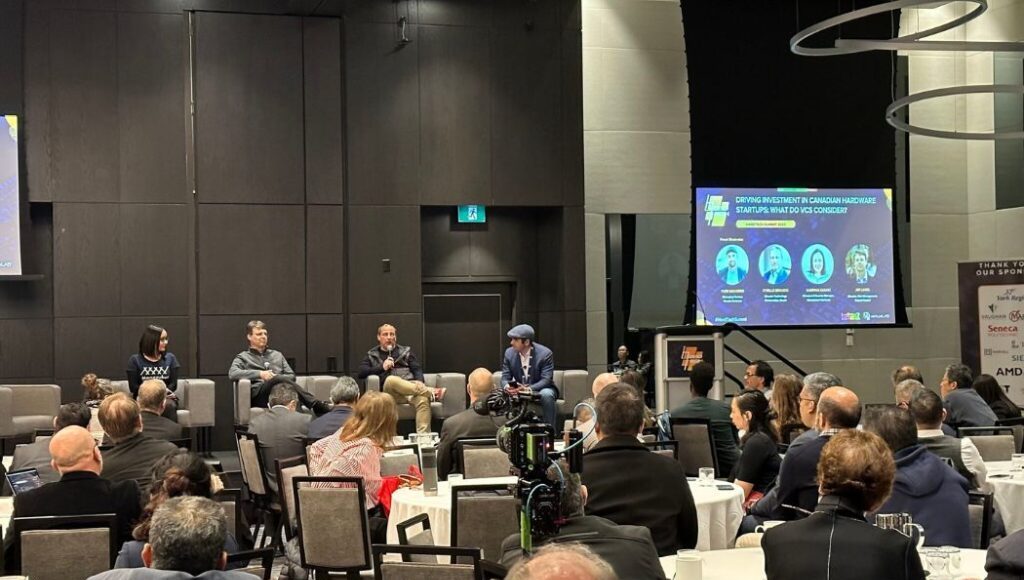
501;324;557;427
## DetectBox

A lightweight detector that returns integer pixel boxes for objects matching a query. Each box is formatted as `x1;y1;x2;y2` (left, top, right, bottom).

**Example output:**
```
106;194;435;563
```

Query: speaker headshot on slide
802;244;834;285
845;244;876;285
759;244;791;285
716;245;749;285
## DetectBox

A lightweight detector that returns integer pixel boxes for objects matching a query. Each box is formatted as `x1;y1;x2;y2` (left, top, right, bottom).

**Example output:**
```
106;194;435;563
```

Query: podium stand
653;325;730;412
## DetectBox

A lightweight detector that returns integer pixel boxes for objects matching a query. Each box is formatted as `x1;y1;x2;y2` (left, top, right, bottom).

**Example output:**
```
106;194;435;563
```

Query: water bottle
421;444;438;497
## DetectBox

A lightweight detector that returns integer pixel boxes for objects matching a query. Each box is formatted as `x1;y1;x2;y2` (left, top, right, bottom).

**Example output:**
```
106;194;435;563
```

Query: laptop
5;467;44;495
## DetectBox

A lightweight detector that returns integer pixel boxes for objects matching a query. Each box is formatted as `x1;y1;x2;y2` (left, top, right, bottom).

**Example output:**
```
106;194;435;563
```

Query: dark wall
0;0;583;449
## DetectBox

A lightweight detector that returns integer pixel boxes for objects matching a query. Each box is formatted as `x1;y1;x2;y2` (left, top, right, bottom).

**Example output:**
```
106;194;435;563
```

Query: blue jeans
536;387;558;429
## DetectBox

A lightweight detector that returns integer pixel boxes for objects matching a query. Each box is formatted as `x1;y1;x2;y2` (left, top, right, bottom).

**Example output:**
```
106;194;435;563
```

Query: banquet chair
968;491;993;549
235;430;281;550
455;439;511;479
669;418;719;477
450;484;518;564
962;432;1015;462
381;444;422;476
396;513;437;563
996;417;1024;452
373;545;483;580
293;475;373;580
642;439;679;460
276;454;309;541
12;513;117;580
213;487;243;546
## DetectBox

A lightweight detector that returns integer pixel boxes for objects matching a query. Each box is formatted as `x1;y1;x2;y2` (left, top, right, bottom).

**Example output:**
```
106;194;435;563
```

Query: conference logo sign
704;195;730;227
680;345;705;371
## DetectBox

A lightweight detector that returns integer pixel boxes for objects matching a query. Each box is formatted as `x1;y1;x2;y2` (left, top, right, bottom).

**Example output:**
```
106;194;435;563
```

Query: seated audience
940;363;997;428
864;405;971;547
577;373;619;451
729;389;780;506
506;543;617;580
896;377;956;437
500;460;665;580
307;390;398;542
3;426;141;574
617;369;658;429
609;344;637;375
307;376;359;440
437;367;506;479
974;373;1022;421
910;388;987;491
115;450;238;569
669;361;739;476
770;373;806;443
763;430;925;580
892;365;923;389
137;379;184;441
247;380;311;496
744;360;774;398
3;402;92;494
985;528;1024;580
787;371;843;448
581;383;697;556
99;393;179;490
89;496;258;580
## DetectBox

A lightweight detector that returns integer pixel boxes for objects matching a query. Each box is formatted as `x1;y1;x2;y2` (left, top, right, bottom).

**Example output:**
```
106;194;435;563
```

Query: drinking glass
938;546;961;576
924;549;948;578
698;467;715;487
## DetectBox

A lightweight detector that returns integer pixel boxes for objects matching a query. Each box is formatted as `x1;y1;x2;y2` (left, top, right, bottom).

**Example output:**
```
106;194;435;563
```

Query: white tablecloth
985;461;1024;534
0;496;12;544
690;480;744;551
658;546;989;580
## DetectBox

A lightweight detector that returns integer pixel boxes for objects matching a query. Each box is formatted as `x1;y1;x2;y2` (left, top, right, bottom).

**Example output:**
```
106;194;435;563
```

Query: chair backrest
233;379;252;426
996;418;1024;452
558;370;590;407
168;437;192;451
235;429;270;498
373;544;482;580
293;475;373;573
13;513;117;579
965;434;1016;462
226;548;276;580
642;439;679;460
456;439;510;479
381;444;422;476
670;418;719;477
213;488;243;543
275;454;309;536
395;513;437;563
2;384;62;417
450;484;517;562
968;491;993;549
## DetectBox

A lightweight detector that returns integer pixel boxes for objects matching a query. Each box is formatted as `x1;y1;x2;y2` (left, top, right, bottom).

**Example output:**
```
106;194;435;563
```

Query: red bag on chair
377;465;424;517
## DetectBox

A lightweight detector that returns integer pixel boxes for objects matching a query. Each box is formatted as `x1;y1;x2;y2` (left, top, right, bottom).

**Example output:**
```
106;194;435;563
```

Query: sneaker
431;387;447;402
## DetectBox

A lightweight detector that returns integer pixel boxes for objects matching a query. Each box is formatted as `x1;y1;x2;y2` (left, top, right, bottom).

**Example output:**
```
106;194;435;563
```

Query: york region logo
704;196;730;227
680;346;704;370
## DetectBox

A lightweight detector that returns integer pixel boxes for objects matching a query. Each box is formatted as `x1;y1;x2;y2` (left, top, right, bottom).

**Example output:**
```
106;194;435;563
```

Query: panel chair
373;545;483;580
12;513;117;580
450;483;518;564
381;443;422;477
396;513;437;563
455;438;512;479
961;429;1016;462
669;417;719;477
109;378;216;453
642;439;679;460
292;475;374;580
275;454;309;542
235;429;280;551
0;384;61;453
226;548;276;580
996;416;1024;452
968;491;994;549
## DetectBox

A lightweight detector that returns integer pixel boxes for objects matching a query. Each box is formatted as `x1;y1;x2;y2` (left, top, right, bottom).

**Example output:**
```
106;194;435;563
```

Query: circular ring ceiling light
886;84;1024;140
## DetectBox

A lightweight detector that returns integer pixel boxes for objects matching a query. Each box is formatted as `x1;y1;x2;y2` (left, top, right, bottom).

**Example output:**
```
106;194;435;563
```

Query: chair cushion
12;415;54;435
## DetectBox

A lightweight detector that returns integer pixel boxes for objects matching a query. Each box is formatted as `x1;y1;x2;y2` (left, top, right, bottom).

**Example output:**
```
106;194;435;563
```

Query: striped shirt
308;435;383;509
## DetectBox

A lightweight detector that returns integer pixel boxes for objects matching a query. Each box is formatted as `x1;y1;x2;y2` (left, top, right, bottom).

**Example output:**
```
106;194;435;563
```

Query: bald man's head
506;544;615;580
467;367;494;403
49;426;101;475
816;386;862;430
591;373;618;397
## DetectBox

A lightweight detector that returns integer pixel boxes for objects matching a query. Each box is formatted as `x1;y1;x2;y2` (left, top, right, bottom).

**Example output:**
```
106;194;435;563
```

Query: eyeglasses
799;397;816;403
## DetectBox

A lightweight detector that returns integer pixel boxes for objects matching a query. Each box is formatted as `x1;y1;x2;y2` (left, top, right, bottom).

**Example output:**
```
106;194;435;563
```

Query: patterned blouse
307;435;383;509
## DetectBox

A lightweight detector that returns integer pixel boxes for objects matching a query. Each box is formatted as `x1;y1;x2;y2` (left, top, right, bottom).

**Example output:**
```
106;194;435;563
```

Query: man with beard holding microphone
358;323;446;434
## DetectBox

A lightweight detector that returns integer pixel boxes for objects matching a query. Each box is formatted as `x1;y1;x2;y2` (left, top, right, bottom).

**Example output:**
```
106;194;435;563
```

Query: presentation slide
0;115;19;276
695;187;896;327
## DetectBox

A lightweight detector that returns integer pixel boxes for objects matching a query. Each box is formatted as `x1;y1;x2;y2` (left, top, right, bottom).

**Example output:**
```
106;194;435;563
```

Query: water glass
923;548;948;578
698;467;715;487
448;474;464;485
938;546;961;575
674;549;702;580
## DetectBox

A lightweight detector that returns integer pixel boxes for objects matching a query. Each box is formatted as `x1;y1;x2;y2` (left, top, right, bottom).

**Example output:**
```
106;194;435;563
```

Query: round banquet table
689;479;745;551
985;461;1024;534
658;546;989;580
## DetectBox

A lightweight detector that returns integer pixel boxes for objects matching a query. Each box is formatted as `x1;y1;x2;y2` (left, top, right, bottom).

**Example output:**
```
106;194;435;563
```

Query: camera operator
498;459;665;580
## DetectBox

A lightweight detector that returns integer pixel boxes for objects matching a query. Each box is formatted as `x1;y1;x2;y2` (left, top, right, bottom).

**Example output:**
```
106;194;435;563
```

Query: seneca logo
988;325;1019;333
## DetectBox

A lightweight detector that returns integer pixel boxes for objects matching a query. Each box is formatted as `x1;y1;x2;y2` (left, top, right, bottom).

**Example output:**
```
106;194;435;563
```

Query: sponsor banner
959;261;1024;405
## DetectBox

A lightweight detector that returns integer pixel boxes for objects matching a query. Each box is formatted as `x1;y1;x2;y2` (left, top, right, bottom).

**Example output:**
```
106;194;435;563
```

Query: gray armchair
233;375;338;426
365;373;467;422
110;378;216;452
0;384;61;449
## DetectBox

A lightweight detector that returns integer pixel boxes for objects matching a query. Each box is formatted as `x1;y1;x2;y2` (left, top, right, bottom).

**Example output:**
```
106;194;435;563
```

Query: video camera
474;381;587;551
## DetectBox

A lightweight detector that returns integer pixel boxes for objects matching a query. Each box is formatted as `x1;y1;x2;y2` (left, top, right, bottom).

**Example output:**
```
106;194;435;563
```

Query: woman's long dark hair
138;324;165;358
974;374;1021;415
132;449;215;541
735;389;778;445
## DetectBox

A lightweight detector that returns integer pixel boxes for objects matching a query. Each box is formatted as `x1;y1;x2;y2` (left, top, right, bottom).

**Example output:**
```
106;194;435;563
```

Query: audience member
229;320;328;414
864;405;971;547
307;376;359;440
744;360;774;398
787;371;843;449
437;368;506;479
247;381;311;496
763;430;925;580
3;402;92;494
617;369;657;429
729;390;780;506
985;528;1024;580
99;393;179;489
609;345;637;375
770;373;806;443
581;383;697;556
505;543;617;580
126;324;180;421
358;323;444;434
910;388;987;491
3;426;141;574
577;373;618;451
501;324;558;427
894;378;925;409
137;380;184;441
115;450;237;569
669;361;739;476
940;363;997;428
307;390;398;542
499;461;665;579
892;365;923;387
90;496;258;579
974;373;1022;421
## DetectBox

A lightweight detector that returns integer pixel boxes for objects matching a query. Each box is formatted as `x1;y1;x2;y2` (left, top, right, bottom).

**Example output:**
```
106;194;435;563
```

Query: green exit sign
457;205;486;223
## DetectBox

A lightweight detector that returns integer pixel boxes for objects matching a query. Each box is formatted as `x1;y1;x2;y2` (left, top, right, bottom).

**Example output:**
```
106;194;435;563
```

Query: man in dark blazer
2;402;93;495
582;383;697;556
98;393;179;491
307;376;358;440
500;460;665;580
501;324;557;427
3;426;141;574
437;367;506;479
986;528;1024;580
248;381;311;497
138;380;184;441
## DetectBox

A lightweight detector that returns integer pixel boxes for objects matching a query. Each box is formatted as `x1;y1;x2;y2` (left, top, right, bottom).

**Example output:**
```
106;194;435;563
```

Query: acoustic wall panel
120;203;190;316
347;205;421;314
306;204;344;313
54;316;121;379
0;319;53;379
198;314;307;376
307;314;345;374
303;17;344;205
53;203;121;318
